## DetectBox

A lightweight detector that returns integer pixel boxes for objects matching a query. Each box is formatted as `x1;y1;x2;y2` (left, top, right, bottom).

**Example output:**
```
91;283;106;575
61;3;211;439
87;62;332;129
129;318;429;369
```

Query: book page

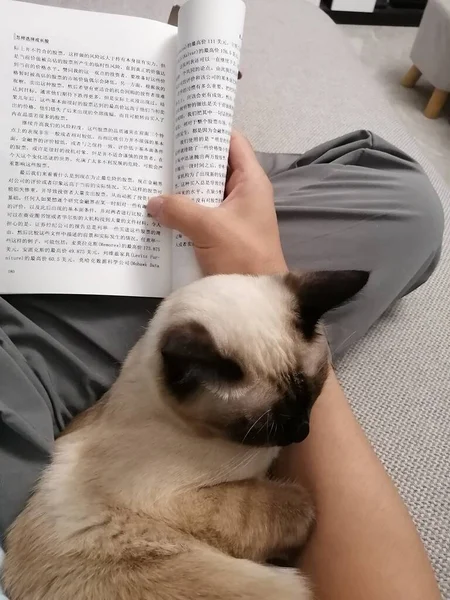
171;0;245;290
0;0;177;296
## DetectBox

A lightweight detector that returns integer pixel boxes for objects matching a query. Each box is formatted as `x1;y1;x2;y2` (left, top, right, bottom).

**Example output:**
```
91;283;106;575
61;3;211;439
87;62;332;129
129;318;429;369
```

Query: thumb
147;194;218;243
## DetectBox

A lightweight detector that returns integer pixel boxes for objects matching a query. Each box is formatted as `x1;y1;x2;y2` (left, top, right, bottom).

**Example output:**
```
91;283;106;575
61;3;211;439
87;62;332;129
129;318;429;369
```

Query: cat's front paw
266;546;303;569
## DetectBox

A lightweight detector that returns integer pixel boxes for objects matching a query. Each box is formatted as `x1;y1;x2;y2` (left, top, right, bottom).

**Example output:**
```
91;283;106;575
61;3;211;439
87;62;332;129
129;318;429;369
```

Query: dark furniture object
320;0;427;26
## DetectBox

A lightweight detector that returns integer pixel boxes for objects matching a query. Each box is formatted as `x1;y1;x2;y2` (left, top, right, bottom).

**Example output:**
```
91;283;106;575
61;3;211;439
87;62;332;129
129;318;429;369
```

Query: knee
396;167;444;290
365;133;444;264
410;169;443;254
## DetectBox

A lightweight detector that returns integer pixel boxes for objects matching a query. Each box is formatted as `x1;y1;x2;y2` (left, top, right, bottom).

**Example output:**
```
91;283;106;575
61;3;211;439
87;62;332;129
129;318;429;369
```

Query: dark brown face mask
224;371;319;448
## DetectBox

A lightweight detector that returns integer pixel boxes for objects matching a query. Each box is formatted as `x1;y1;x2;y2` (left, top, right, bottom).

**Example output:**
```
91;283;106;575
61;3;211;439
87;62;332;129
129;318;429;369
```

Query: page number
8;269;15;274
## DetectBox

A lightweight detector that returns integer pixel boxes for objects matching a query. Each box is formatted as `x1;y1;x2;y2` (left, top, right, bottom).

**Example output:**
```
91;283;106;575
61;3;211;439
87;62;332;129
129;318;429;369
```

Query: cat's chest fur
43;414;279;538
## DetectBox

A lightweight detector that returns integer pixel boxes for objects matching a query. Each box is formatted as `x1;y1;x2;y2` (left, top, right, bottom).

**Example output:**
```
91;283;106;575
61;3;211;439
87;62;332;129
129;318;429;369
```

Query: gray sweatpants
0;130;444;540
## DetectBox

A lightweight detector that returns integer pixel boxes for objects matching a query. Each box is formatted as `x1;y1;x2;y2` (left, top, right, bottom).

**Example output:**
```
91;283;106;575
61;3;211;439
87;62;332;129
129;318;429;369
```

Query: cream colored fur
3;274;331;600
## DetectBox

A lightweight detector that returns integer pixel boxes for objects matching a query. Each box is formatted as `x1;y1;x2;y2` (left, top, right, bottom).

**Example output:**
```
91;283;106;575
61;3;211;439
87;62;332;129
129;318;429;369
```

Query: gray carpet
15;0;450;596
342;24;450;191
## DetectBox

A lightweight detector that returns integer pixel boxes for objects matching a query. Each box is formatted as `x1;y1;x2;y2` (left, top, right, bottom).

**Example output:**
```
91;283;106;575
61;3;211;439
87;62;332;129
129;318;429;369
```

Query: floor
341;25;450;188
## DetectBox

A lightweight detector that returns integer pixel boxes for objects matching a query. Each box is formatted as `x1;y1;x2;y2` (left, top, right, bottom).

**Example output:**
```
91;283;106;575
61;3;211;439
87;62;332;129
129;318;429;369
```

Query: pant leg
0;130;444;540
257;129;444;356
0;294;160;541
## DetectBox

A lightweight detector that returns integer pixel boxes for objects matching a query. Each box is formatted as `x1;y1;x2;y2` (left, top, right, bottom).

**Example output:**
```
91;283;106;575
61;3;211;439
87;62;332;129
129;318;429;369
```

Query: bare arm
278;370;441;600
148;130;441;600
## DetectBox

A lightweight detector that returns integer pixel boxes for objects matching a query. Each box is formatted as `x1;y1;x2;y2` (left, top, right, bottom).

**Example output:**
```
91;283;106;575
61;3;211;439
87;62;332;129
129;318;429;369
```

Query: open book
0;0;245;296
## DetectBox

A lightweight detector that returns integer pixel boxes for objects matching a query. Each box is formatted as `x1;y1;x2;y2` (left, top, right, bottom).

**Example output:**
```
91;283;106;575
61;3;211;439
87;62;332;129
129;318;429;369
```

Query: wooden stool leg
424;88;449;119
401;65;422;88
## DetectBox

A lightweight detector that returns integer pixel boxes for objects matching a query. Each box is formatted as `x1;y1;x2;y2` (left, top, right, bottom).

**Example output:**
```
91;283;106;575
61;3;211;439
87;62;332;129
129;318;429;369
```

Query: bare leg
275;371;441;600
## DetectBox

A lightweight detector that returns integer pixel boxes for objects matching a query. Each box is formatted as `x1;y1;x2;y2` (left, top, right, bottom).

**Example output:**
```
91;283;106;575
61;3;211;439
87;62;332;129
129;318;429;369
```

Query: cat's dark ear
160;321;243;401
284;270;370;339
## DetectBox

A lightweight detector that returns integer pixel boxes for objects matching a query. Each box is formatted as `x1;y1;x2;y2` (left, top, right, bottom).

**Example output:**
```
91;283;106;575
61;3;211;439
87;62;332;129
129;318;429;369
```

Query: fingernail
147;196;164;220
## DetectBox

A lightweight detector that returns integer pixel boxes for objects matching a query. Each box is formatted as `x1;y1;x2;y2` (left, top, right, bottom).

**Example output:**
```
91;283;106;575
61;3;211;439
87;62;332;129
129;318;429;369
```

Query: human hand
146;130;287;276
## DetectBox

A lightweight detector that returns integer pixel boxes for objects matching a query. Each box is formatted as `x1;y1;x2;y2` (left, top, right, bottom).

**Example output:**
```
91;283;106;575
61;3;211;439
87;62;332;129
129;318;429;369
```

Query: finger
147;194;218;244
228;129;262;174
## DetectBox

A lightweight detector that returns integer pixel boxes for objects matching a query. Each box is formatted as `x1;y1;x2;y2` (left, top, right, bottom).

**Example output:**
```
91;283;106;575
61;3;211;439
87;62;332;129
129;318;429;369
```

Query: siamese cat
3;270;368;600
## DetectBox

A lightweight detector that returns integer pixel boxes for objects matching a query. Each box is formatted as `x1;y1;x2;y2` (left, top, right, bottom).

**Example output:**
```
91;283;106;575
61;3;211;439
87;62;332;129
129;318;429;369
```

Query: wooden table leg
401;65;422;88
424;88;449;119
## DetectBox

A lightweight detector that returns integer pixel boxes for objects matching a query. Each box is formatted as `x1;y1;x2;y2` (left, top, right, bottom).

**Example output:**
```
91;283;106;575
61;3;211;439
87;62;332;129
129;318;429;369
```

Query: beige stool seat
402;0;450;118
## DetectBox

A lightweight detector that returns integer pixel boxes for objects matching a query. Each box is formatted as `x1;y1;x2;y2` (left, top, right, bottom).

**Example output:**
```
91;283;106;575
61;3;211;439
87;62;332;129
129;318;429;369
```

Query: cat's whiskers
242;409;271;444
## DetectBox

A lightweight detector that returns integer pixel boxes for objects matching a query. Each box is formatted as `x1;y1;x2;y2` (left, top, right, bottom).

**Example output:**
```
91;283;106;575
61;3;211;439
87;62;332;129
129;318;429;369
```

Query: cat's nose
294;420;310;443
271;406;310;446
273;420;310;446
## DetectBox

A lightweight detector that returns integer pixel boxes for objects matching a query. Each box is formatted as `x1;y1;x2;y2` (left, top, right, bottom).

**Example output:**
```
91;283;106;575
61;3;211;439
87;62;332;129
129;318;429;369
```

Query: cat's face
154;271;368;447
